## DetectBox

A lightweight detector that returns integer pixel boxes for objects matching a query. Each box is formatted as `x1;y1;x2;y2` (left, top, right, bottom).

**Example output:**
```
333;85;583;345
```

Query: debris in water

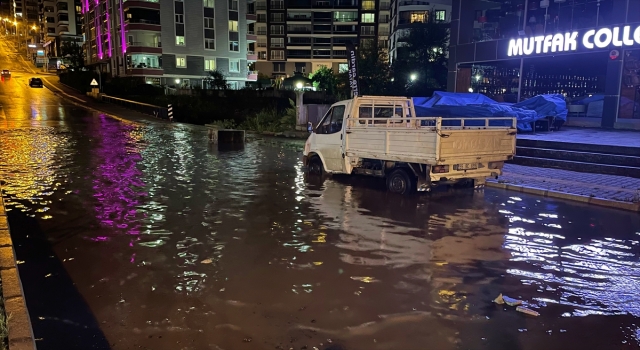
243;337;252;342
219;288;225;292
493;293;522;306
201;258;213;264
516;306;540;316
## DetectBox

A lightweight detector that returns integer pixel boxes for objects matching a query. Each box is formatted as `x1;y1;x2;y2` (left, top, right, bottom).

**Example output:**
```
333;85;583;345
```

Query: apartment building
84;0;255;88
40;0;83;57
254;0;391;79
389;0;450;62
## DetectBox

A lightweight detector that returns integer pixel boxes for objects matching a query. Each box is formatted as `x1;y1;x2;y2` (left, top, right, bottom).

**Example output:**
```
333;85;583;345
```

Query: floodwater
1;111;640;350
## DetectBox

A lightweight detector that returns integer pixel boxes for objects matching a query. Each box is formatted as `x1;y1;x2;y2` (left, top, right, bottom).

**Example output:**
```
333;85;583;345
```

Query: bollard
168;104;173;122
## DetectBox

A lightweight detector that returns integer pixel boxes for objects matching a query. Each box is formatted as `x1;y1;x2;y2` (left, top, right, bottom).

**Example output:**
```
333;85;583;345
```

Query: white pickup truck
303;95;517;194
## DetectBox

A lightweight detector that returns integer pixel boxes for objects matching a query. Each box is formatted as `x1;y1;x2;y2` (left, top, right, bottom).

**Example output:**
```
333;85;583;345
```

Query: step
516;146;640;168
511;156;640;179
517;138;640;157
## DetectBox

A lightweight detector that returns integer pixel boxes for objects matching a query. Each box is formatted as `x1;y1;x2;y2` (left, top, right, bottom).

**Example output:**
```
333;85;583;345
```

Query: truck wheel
386;168;416;195
308;156;325;176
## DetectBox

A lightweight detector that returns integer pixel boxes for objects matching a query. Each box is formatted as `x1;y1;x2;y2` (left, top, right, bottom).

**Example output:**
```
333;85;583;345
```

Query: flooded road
0;55;640;348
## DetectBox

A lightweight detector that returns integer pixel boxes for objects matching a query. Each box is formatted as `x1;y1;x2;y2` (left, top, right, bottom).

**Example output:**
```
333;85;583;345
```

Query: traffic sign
90;79;99;86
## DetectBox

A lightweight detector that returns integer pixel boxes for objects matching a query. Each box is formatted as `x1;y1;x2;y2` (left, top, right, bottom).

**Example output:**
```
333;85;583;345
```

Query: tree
60;41;84;68
391;21;449;97
309;66;337;94
356;42;392;95
203;69;227;90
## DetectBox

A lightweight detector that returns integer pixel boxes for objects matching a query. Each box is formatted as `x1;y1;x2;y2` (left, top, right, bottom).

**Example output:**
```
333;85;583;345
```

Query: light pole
295;82;306;127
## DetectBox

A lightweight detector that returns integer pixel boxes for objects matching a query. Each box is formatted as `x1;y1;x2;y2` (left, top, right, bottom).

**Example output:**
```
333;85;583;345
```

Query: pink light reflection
92;116;147;251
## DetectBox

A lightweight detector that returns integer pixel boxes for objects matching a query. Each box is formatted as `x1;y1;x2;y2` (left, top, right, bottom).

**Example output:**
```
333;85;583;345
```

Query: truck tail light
432;165;449;173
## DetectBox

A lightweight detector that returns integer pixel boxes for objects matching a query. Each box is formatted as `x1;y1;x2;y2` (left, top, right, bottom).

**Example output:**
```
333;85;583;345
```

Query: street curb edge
486;181;640;213
0;191;37;350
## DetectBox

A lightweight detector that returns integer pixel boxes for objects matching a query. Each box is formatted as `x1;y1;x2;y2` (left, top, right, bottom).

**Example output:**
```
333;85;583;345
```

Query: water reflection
503;214;640;317
0;126;70;216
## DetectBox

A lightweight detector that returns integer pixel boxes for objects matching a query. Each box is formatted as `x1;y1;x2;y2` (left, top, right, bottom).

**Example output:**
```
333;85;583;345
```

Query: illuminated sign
508;25;640;57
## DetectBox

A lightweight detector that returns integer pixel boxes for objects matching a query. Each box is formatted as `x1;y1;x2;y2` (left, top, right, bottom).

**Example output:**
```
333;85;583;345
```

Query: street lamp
410;73;417;81
468;88;474;93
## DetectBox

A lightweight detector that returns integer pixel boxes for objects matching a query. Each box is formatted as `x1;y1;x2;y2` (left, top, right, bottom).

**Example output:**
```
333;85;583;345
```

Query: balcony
247;70;258;81
127;41;162;54
126;19;161;31
247;31;257;42
247;51;257;61
246;13;256;23
398;0;430;6
128;67;163;76
124;0;160;9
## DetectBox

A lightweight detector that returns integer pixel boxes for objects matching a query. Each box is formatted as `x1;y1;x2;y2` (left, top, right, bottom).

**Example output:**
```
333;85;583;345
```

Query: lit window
361;13;374;23
361;0;375;10
435;10;445;21
203;0;214;7
229;40;239;51
176;36;185;45
229;59;240;72
338;63;348;73
205;38;215;49
205;58;216;71
410;11;428;23
176;56;186;68
229;20;238;31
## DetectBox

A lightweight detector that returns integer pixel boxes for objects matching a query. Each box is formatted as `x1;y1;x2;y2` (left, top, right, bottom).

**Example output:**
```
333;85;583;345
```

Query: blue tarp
412;92;568;132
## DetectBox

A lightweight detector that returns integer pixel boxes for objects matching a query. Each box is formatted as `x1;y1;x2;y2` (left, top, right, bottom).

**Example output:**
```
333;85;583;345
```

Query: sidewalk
488;164;640;212
41;76;169;125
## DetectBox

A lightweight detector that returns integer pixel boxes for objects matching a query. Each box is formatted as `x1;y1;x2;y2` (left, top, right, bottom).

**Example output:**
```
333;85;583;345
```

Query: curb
0;191;37;350
486;181;640;213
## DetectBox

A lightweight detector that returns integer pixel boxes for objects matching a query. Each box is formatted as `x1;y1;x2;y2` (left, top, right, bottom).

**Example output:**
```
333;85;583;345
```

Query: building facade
448;0;640;129
254;0;391;79
40;0;83;57
83;0;255;88
388;0;450;62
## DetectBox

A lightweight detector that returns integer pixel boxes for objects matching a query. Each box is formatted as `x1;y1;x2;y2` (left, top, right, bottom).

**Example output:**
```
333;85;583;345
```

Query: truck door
314;104;346;173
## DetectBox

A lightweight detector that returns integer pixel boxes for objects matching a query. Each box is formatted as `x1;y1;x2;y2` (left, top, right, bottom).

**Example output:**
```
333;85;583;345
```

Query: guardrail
100;94;170;120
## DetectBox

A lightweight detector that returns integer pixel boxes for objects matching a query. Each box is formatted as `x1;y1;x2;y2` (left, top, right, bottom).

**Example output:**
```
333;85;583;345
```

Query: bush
240;99;297;132
59;71;99;93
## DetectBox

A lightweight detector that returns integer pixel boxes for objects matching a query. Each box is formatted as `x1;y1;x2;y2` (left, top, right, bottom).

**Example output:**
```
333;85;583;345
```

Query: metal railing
128;41;161;47
101;94;169;119
127;19;160;25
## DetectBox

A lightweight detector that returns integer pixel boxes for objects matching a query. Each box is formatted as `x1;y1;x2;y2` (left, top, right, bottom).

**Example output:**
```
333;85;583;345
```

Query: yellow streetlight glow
13;21;17;26
31;25;36;30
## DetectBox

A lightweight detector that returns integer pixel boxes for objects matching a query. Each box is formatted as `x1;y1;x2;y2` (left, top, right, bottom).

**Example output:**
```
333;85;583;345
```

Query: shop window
629;0;640;23
460;0;525;44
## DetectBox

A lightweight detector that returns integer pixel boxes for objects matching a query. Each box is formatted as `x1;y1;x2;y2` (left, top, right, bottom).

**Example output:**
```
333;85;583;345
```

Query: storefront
448;0;640;129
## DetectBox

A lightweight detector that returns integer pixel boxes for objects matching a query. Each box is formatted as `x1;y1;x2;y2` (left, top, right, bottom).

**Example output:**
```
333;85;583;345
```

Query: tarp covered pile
412;92;568;132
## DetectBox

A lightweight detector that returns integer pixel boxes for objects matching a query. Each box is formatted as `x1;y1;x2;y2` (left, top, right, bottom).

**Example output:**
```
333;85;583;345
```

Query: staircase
512;139;640;178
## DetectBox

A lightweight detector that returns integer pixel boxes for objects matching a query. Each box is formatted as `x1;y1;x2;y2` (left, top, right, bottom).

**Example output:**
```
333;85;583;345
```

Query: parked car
29;77;43;88
1;70;10;77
